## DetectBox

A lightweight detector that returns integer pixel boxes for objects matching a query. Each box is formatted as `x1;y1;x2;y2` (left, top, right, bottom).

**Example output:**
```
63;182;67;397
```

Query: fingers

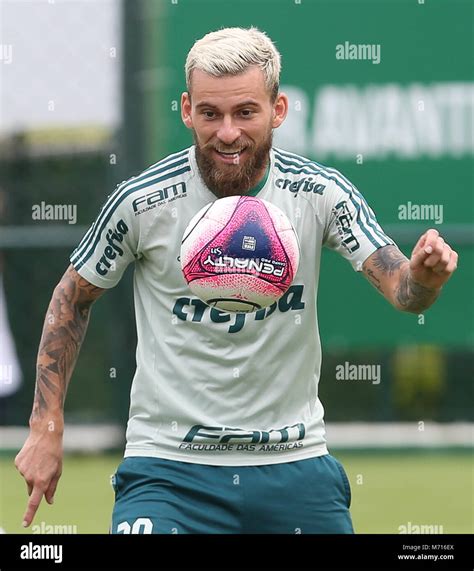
15;457;34;505
425;240;459;276
22;486;44;528
430;244;451;273
15;441;63;528
422;236;446;269
410;229;459;281
412;231;429;254
411;229;444;269
422;228;441;250
446;251;459;274
45;475;60;505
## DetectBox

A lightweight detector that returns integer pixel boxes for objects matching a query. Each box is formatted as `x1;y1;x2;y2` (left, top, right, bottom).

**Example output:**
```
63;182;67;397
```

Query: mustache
202;139;253;154
192;127;273;198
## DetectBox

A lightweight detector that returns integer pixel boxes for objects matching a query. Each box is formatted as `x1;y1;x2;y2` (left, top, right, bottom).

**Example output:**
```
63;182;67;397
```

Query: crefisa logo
276;177;326;195
95;219;129;276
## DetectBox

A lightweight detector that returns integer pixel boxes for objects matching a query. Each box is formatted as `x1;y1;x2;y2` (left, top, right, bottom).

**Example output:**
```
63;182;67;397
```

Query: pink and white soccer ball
180;196;300;313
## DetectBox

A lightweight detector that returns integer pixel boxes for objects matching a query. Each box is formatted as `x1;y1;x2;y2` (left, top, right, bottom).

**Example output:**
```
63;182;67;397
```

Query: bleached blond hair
185;27;281;102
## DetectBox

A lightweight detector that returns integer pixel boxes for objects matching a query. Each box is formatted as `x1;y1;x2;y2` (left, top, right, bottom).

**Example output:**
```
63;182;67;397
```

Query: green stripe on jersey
246;161;270;197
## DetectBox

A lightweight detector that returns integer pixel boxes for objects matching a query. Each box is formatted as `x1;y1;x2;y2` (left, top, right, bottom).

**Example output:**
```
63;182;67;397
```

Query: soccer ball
180;196;300;313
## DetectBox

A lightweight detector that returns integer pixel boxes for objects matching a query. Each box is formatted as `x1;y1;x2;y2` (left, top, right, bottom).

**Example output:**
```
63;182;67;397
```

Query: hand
409;229;458;290
14;422;63;528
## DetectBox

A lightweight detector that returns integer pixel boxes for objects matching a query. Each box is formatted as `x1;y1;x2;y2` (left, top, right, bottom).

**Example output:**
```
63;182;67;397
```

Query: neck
247;156;270;190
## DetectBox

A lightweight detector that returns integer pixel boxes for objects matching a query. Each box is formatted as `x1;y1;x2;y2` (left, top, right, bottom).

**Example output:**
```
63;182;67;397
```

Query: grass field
0;451;472;534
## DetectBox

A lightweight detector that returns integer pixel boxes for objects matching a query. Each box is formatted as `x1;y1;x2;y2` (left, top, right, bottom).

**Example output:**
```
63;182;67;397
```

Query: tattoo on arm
31;266;105;422
370;245;408;275
365;268;383;294
395;267;440;313
363;245;439;313
363;245;408;297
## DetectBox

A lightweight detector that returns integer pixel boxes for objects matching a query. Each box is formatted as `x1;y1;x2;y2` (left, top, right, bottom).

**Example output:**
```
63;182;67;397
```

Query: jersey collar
246;159;271;197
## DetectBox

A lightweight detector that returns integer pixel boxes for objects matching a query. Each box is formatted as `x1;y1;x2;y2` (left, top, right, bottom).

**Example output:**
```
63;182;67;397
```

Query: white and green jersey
70;146;393;466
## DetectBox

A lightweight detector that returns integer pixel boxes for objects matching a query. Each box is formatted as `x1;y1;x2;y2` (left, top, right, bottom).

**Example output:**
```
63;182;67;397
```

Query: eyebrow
195;100;261;110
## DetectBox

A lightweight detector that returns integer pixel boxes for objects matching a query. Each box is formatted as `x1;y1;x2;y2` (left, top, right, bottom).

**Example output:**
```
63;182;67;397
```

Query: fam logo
179;423;306;453
333;200;360;253
276;177;326;195
95;219;129;276
132;182;187;215
172;285;305;333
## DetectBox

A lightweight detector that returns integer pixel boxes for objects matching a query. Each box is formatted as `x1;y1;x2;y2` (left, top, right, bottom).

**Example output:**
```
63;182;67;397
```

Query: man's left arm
362;228;458;313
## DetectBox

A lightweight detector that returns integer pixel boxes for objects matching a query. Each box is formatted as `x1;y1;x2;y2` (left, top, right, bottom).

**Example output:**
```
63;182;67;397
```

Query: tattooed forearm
371;245;408;275
395;266;440;313
363;245;408;299
365;268;384;294
364;245;440;312
31;266;105;424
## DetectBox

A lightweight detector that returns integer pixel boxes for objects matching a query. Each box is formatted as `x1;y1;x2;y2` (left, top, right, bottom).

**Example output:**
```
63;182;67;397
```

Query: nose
216;115;241;146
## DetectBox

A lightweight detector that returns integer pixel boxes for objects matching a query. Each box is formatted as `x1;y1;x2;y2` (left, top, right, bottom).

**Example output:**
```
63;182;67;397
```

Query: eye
240;109;253;118
202;110;216;119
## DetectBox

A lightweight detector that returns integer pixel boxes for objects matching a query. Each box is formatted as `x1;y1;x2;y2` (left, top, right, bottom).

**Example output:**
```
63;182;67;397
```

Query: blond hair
185;27;281;101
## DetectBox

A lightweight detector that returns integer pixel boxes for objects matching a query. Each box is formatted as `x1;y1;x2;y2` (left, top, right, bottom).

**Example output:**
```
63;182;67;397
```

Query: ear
272;92;289;129
181;92;193;129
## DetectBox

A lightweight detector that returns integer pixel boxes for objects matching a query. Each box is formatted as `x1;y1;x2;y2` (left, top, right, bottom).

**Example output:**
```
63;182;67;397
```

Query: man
16;27;458;534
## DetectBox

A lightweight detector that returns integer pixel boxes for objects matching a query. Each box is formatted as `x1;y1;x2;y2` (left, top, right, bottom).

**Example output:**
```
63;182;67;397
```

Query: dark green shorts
110;454;354;534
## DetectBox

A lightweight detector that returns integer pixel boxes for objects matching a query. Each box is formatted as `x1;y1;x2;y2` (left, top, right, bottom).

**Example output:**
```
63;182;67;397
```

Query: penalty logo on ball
202;246;287;279
180;196;300;313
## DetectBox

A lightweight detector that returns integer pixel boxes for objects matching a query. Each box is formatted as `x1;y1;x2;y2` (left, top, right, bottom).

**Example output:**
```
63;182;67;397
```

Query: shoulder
272;147;356;198
109;147;194;211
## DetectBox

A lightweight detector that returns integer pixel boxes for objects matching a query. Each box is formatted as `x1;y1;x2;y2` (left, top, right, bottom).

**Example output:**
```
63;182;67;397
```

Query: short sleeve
69;181;140;288
323;178;394;271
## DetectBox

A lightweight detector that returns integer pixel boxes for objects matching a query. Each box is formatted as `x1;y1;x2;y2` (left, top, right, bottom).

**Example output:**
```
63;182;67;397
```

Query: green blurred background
0;0;472;534
0;451;472;534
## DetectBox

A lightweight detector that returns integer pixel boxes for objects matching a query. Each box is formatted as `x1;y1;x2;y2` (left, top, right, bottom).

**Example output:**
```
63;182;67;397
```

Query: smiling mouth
214;148;247;160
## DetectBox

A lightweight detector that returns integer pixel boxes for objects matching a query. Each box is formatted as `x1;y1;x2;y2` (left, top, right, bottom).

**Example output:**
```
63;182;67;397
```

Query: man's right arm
15;264;105;527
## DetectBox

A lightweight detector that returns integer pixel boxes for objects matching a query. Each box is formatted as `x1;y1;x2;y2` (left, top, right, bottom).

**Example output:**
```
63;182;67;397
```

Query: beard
193;129;273;198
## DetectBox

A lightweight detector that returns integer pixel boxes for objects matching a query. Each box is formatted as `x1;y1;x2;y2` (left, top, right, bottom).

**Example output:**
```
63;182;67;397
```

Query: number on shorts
116;517;153;534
